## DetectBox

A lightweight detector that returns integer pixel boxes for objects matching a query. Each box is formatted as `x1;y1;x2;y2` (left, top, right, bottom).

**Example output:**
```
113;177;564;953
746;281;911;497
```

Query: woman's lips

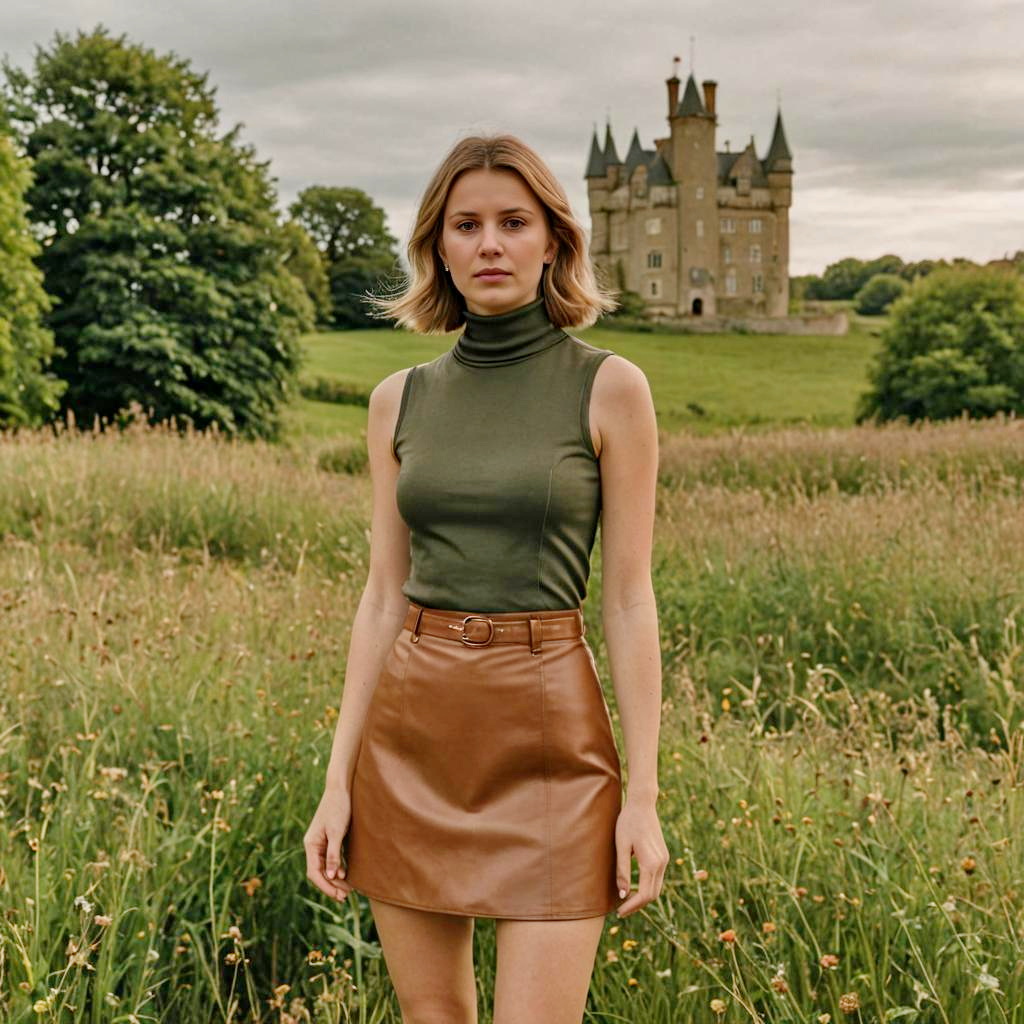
475;272;510;282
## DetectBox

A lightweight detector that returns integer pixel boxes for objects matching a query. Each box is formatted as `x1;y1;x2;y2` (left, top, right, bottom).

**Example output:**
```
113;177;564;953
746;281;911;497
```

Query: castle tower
765;108;793;316
670;73;719;316
584;126;610;283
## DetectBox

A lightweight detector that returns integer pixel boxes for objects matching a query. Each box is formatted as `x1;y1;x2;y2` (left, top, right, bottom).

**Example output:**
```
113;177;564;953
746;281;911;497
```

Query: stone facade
585;62;794;319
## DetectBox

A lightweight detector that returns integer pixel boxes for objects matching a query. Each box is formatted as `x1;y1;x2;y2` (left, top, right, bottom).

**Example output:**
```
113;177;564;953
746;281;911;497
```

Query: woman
303;133;667;1023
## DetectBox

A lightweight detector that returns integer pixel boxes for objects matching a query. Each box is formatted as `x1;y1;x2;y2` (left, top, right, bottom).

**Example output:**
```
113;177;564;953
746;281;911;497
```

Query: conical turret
584;128;606;179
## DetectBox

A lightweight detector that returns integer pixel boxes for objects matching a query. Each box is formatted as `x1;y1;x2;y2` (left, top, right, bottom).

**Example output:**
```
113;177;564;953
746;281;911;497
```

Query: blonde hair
365;134;619;333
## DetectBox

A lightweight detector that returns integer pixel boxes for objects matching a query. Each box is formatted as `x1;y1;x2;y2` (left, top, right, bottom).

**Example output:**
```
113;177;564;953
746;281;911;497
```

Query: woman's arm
590;354;667;916
321;366;413;796
305;366;414;901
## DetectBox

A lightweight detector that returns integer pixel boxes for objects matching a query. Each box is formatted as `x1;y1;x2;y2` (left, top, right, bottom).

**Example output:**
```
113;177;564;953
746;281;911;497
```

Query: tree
854;273;908;315
288;186;399;328
278;220;331;326
0;130;66;428
0;25;313;439
855;266;1024;423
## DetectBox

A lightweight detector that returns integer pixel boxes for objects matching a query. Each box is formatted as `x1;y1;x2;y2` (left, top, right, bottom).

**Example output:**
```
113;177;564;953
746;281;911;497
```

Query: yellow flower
762;921;777;934
710;997;727;1015
622;939;638;950
961;856;977;875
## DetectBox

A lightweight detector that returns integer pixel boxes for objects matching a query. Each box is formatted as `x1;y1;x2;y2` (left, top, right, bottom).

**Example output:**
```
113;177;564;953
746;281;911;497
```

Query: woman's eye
456;221;475;231
505;218;525;229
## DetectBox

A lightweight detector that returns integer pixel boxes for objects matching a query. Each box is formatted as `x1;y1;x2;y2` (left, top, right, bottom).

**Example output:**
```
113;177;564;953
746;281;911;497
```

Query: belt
403;603;585;654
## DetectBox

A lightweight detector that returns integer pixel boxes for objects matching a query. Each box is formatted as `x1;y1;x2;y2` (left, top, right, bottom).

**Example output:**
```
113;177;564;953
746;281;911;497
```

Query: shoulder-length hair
365;133;619;334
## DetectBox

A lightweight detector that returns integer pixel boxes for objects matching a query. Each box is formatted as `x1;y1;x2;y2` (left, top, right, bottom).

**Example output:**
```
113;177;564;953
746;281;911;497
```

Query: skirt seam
397;628;415;753
538;644;553;917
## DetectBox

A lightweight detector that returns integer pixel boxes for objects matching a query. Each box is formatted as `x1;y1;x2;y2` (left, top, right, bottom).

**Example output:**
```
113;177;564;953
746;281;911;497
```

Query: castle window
750;244;762;263
696;219;703;238
723;245;732;264
725;270;737;295
721;218;735;234
645;217;662;235
750;218;763;233
696;186;704;200
753;273;764;293
649;279;661;297
647;250;663;269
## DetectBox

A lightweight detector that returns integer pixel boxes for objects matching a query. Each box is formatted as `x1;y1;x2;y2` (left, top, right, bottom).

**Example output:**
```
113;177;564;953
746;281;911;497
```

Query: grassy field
3;318;1024;1023
285;311;886;442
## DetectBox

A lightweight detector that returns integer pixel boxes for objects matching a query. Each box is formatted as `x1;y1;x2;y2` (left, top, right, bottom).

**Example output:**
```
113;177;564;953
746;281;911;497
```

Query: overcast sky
3;0;1022;276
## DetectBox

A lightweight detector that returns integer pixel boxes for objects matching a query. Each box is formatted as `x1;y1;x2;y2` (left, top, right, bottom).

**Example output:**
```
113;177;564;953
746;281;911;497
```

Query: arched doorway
691;298;703;316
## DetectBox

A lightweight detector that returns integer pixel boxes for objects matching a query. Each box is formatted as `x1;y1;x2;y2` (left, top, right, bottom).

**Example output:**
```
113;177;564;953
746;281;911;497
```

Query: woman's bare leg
368;897;479;1024
492;914;606;1023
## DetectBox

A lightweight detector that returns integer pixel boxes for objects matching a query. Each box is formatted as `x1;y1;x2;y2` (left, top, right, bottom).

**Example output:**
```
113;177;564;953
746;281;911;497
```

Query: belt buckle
459;614;495;647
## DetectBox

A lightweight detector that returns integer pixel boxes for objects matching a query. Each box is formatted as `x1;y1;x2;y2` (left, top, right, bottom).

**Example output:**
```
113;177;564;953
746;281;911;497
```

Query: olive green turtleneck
392;296;614;613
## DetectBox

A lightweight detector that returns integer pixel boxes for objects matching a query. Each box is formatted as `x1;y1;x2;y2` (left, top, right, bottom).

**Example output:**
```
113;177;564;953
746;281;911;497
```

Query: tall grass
1;414;1022;1021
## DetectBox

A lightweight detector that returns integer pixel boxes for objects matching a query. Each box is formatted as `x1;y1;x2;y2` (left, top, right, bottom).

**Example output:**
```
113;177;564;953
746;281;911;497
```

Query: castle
584;59;794;319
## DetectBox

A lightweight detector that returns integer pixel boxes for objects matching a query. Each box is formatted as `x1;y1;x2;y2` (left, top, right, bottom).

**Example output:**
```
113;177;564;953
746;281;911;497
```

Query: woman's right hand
303;785;353;902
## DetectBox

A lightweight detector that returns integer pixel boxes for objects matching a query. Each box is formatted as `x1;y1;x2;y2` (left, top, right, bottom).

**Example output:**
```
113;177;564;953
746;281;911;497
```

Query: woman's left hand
614;797;669;918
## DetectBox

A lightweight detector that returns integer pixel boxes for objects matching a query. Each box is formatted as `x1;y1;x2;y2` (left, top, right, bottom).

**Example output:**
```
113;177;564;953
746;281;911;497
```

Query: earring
443;263;449;272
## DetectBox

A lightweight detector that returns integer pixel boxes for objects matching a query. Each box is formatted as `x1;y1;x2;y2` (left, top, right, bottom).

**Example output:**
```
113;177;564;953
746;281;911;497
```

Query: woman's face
438;167;557;316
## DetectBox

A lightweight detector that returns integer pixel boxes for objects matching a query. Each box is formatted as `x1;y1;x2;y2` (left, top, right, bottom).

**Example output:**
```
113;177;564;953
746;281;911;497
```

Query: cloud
1;0;1020;276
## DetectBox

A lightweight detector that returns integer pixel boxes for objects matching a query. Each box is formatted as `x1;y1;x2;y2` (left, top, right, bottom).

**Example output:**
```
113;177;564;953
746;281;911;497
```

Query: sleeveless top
392;295;614;613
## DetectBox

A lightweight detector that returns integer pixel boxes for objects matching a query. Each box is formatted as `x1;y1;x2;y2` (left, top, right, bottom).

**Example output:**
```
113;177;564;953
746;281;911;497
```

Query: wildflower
771;974;789;994
627;977;638;986
818;1016;832;1023
762;921;777;934
622;939;639;951
961;856;977;875
710;997;727;1015
73;895;94;915
820;953;840;969
838;991;860;1013
605;949;619;963
718;928;736;943
94;914;112;927
694;868;709;882
241;876;262;897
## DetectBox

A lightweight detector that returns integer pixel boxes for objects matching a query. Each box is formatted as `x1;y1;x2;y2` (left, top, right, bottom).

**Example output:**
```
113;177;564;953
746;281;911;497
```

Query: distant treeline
792;251;1024;302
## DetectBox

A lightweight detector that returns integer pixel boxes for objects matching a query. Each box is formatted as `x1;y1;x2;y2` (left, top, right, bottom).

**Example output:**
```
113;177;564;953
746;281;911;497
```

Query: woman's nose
478;224;503;254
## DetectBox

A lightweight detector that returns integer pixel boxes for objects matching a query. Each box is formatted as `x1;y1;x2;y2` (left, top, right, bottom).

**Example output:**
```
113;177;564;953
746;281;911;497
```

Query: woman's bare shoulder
589;353;651;457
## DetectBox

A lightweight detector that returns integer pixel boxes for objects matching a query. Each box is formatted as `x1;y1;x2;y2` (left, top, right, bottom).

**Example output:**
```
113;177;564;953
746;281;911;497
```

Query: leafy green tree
854;273;908;315
278;220;331;326
288;186;399;328
0;26;313;439
856;266;1024;423
0;131;66;428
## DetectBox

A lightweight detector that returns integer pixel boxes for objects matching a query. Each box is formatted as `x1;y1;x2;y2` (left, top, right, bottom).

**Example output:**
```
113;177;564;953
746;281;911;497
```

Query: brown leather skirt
342;601;623;920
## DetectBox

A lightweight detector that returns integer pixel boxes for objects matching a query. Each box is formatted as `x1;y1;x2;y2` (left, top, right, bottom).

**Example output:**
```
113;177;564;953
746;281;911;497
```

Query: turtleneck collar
452;296;568;368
